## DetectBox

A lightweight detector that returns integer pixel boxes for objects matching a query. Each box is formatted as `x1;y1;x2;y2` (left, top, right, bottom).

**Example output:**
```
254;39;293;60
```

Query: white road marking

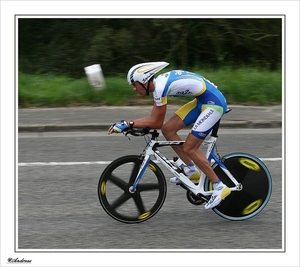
18;158;282;167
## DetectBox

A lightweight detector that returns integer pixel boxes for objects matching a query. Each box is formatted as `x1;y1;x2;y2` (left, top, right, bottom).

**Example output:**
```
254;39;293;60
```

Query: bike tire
204;152;272;221
98;155;167;223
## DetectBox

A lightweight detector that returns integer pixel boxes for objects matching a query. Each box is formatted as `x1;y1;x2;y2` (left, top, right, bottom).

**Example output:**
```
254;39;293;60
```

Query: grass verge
18;67;282;107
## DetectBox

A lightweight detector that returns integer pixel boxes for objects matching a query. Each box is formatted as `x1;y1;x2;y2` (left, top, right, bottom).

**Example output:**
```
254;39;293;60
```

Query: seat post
210;108;232;137
211;119;221;137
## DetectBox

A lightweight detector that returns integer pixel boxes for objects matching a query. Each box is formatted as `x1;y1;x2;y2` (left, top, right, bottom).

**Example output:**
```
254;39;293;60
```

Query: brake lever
123;128;151;141
124;130;132;141
124;129;140;140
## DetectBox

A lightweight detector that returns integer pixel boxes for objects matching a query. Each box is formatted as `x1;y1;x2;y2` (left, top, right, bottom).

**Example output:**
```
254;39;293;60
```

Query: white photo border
1;1;299;267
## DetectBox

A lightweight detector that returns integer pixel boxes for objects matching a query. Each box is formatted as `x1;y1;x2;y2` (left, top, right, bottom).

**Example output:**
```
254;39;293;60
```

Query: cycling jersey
153;70;228;139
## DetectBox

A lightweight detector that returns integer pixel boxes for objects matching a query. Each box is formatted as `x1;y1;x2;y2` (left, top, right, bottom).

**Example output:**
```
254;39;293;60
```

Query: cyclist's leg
184;104;231;209
161;98;200;166
184;105;222;183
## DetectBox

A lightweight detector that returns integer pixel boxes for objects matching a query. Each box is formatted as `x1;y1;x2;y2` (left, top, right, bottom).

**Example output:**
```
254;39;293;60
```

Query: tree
18;18;282;77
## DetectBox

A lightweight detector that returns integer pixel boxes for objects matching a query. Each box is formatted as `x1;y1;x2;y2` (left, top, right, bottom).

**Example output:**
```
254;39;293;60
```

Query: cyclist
108;61;231;209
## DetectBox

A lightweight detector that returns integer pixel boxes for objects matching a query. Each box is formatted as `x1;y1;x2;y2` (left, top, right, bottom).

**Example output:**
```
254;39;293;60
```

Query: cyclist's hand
108;120;129;134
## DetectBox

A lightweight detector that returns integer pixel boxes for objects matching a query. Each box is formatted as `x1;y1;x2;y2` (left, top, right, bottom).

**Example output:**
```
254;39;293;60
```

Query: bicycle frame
129;134;242;197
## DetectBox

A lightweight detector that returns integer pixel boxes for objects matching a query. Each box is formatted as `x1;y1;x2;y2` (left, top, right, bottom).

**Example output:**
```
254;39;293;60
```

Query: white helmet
127;61;169;85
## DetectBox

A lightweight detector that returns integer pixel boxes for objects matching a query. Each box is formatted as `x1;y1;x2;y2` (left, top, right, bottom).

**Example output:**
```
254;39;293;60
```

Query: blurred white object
84;64;106;90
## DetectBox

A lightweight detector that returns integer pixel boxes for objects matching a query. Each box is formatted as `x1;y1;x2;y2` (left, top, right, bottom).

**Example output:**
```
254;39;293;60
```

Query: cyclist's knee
161;122;178;137
161;124;170;137
162;115;186;138
182;143;198;157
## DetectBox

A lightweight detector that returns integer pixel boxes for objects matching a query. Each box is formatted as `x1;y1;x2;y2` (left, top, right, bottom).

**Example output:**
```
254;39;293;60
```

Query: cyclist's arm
128;103;167;129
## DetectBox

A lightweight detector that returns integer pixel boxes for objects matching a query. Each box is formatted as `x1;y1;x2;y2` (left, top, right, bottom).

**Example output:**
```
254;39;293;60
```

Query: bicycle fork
128;155;151;193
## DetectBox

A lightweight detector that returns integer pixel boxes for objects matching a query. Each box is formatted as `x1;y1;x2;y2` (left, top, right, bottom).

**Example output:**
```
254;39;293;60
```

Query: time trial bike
98;109;272;223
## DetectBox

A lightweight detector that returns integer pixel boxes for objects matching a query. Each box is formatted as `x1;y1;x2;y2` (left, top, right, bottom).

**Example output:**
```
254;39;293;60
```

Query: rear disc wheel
204;153;272;221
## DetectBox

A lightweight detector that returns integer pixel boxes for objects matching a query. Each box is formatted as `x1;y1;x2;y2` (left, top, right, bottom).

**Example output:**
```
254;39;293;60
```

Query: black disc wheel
204;153;272;221
98;155;167;223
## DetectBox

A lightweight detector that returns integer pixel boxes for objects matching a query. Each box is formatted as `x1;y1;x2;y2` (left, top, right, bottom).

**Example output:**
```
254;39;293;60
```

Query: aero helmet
127;61;169;85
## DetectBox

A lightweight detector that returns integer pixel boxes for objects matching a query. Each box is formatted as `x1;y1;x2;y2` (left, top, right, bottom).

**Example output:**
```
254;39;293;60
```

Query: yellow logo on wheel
148;164;157;171
100;181;106;195
239;158;261;171
242;199;262;215
138;211;151;220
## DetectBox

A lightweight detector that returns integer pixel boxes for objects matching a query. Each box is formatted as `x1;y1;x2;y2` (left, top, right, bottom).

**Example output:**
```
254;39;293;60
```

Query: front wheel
204;153;272;221
98;155;167;223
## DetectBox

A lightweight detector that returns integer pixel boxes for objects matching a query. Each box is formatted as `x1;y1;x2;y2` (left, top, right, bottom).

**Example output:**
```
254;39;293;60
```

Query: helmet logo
137;65;157;73
141;73;152;83
129;73;135;84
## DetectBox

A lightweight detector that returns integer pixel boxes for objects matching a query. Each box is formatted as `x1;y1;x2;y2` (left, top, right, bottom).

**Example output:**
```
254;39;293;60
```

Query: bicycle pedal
199;194;210;202
187;191;206;205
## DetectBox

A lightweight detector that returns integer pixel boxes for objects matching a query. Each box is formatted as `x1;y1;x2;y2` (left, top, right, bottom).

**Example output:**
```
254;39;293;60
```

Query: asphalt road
17;128;283;251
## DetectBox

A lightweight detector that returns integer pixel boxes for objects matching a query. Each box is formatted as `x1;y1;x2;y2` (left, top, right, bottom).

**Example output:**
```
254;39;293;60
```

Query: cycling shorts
175;91;227;140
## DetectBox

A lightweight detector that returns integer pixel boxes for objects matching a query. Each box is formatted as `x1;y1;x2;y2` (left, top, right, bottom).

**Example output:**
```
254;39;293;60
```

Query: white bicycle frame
129;135;242;197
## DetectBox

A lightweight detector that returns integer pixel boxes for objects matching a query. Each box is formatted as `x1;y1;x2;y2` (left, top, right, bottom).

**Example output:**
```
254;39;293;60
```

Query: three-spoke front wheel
98;155;167;223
